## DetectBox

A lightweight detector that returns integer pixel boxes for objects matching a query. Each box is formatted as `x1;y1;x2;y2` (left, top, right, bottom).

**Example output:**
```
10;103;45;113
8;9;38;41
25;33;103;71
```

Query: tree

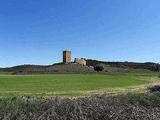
94;66;104;72
151;64;160;72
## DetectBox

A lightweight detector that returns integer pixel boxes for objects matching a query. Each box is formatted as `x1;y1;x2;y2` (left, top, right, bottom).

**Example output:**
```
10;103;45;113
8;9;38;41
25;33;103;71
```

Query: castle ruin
74;58;86;66
63;50;71;64
63;50;86;65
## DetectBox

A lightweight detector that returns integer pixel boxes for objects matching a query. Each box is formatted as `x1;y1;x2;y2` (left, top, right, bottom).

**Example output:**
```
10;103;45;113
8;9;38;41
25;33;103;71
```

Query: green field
0;73;159;96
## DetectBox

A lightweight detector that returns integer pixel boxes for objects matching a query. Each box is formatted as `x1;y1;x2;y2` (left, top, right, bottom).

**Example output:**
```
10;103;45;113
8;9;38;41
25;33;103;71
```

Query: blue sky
0;0;160;67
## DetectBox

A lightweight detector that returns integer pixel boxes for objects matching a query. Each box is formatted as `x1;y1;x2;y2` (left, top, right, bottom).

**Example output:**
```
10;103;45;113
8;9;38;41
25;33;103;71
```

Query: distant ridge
0;59;159;74
86;59;160;72
0;63;95;74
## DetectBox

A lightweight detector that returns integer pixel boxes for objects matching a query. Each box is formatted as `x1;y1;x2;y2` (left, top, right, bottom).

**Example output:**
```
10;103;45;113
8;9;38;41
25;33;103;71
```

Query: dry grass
1;92;160;120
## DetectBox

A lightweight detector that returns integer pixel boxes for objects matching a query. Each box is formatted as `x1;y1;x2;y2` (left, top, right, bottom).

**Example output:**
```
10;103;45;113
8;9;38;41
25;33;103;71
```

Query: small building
74;58;86;66
63;50;71;64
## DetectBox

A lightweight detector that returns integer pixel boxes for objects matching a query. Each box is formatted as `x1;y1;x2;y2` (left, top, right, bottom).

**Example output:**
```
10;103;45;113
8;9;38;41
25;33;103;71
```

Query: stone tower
63;50;71;64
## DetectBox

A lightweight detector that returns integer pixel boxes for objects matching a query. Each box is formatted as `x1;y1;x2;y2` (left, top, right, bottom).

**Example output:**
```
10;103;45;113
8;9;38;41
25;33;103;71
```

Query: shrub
94;66;104;72
148;85;160;93
1;93;160;119
151;64;160;72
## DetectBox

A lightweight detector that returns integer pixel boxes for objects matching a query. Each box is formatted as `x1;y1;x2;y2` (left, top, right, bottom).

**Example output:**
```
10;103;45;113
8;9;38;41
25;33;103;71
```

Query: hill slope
0;64;95;74
0;60;159;74
86;59;160;72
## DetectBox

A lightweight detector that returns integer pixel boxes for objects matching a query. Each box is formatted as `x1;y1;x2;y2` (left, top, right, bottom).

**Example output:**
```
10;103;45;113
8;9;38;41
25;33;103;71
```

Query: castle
63;50;86;66
63;51;71;64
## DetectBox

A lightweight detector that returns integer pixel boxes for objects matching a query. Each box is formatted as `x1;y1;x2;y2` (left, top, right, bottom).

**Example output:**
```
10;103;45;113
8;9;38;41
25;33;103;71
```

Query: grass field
0;72;159;97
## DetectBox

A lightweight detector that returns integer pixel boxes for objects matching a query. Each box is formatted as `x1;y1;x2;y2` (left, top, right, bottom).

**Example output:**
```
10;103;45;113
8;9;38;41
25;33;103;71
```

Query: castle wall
74;58;86;65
